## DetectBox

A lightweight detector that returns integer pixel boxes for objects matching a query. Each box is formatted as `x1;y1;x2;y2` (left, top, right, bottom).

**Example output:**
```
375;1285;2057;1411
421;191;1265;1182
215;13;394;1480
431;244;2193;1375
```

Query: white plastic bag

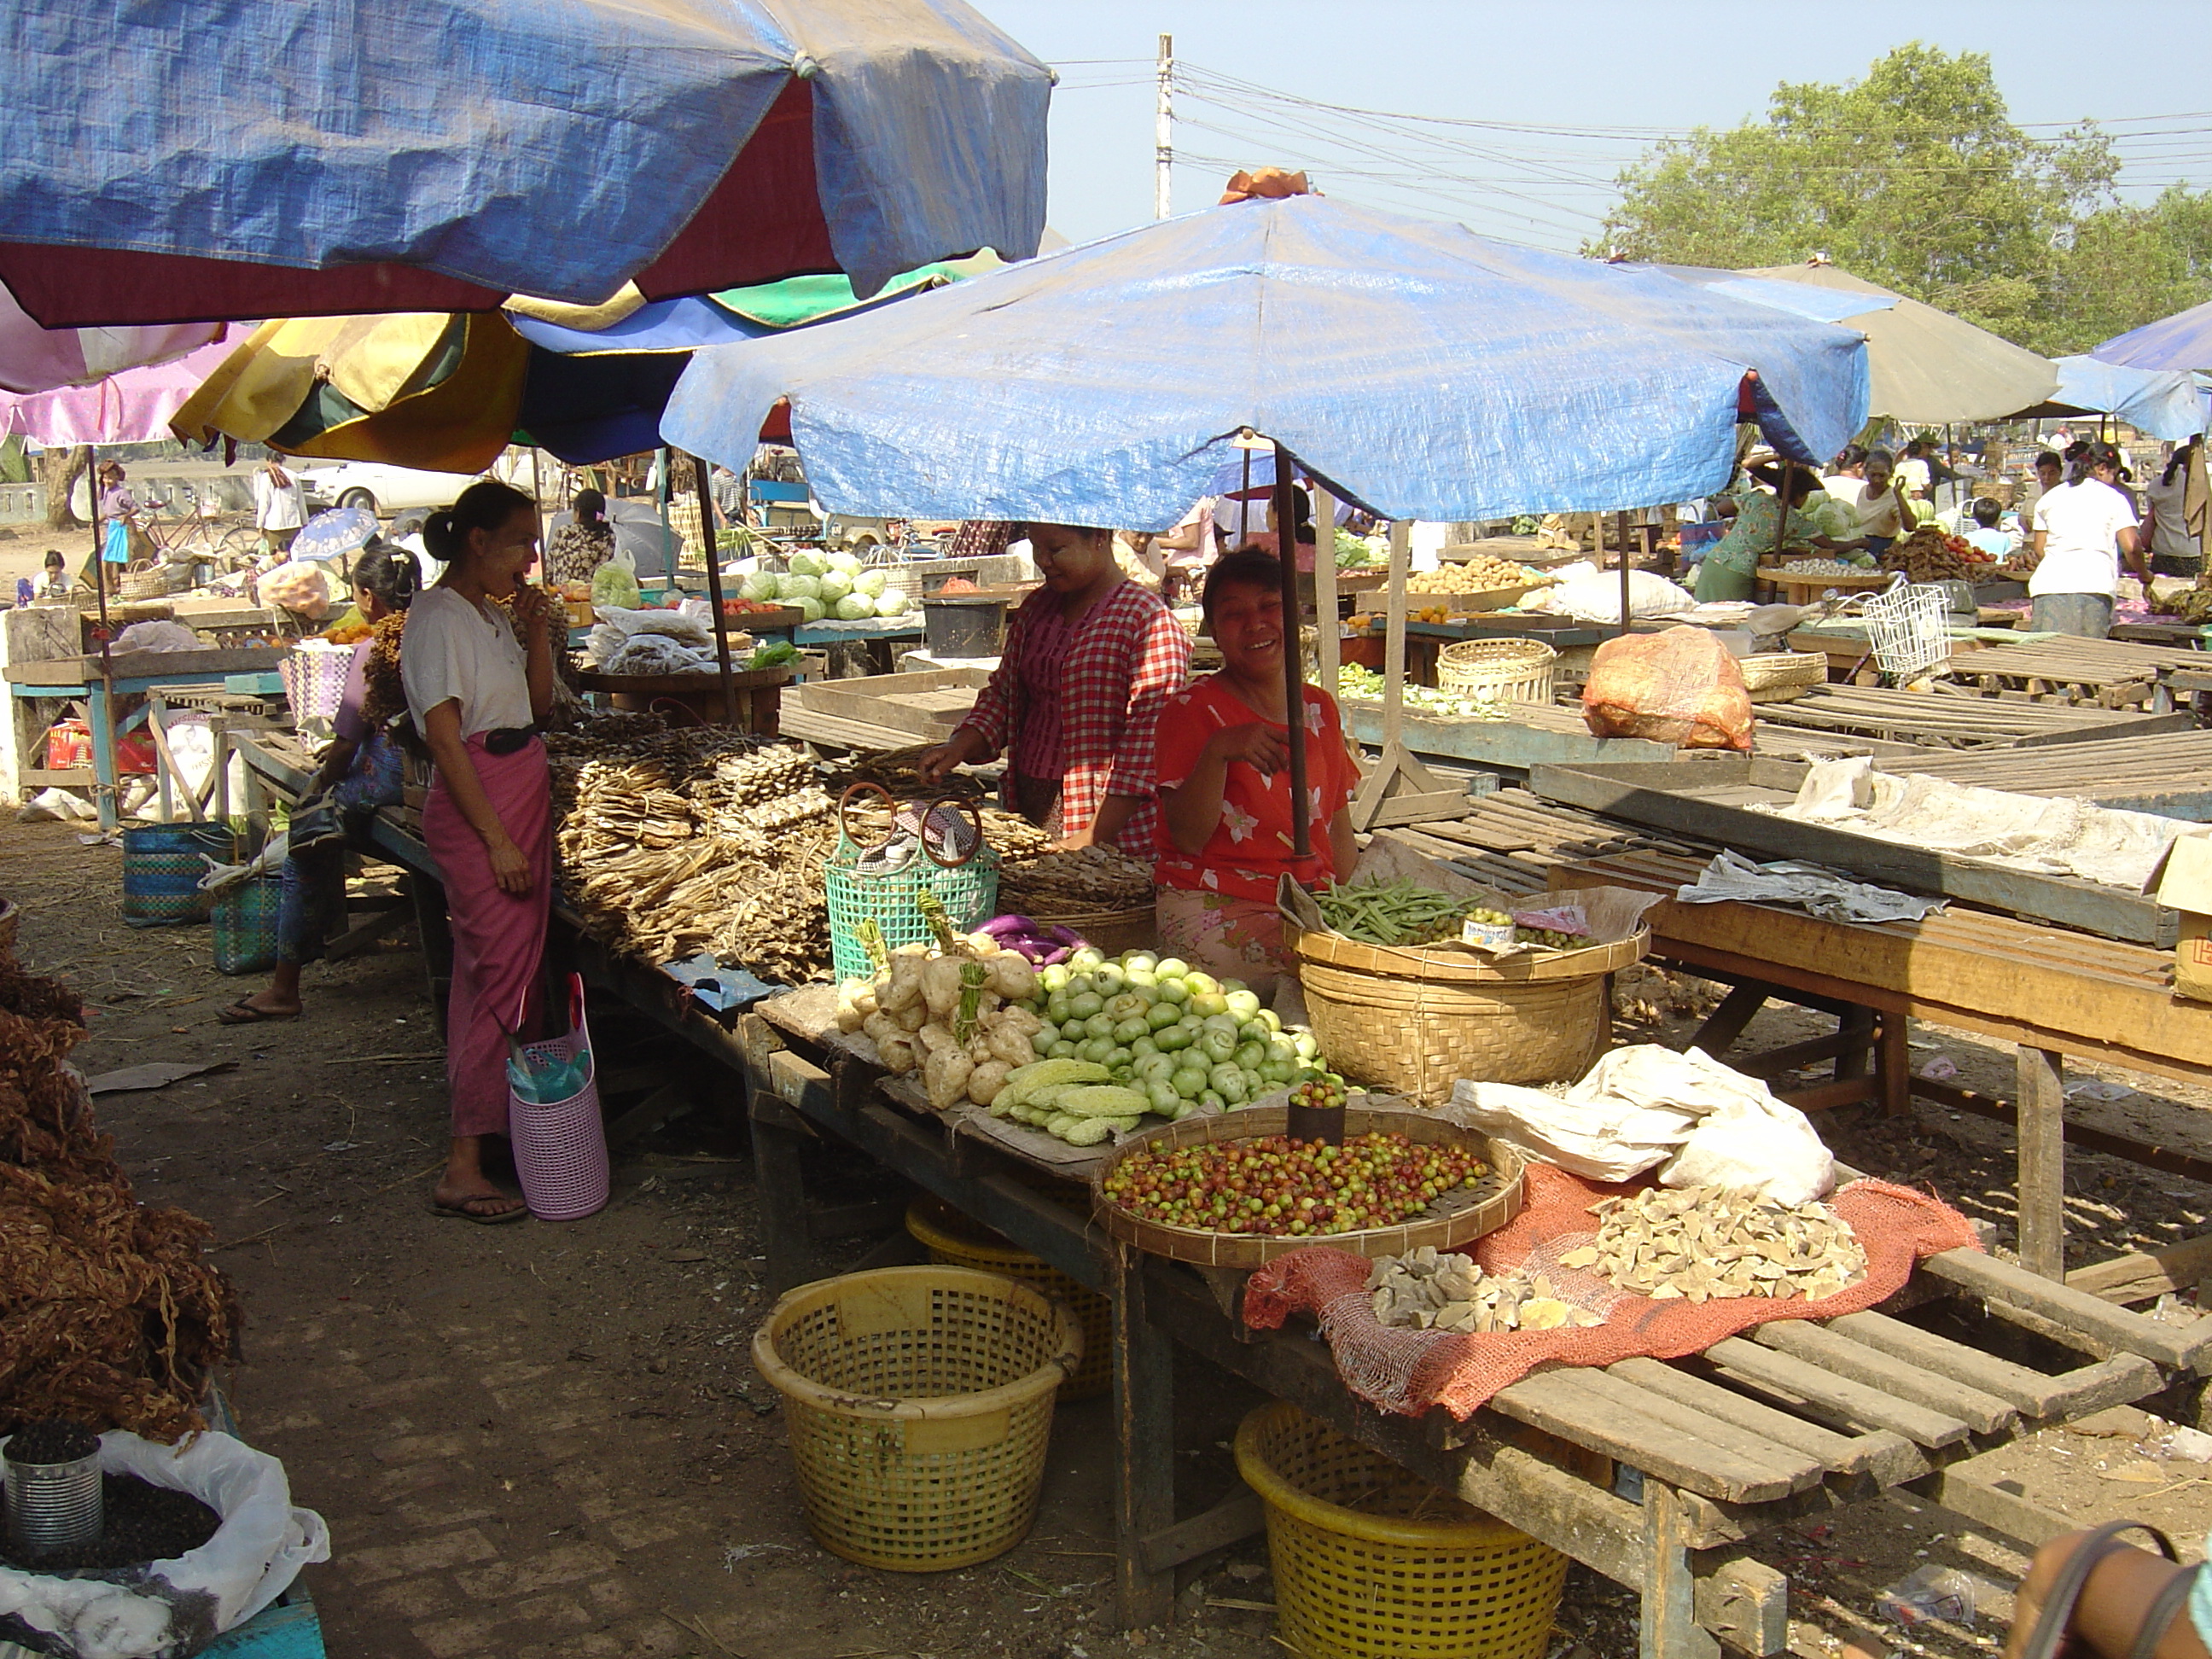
590;546;642;610
0;1429;329;1659
1446;1044;1834;1203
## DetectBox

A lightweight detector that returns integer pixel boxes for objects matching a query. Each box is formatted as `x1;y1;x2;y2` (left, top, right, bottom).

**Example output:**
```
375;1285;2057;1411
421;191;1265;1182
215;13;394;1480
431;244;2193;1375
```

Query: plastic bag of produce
1581;626;1753;751
591;548;642;611
0;1429;329;1659
255;562;331;619
1543;567;1695;623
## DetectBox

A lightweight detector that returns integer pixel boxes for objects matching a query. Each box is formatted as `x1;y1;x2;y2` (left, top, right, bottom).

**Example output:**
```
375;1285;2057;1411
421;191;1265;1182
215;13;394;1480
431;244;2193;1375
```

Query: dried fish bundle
1564;1185;1866;1304
998;842;1155;914
1366;1245;1604;1335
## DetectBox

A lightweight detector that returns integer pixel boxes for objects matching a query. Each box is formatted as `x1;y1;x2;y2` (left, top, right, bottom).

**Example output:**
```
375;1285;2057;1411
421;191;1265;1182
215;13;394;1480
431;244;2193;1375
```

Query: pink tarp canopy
0;329;247;444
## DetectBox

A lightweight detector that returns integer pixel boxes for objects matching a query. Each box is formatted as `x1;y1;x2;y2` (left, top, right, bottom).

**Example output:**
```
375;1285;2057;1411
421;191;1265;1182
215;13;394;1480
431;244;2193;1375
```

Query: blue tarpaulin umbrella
660;192;1869;529
0;0;1050;328
2017;356;2207;441
2094;298;2212;375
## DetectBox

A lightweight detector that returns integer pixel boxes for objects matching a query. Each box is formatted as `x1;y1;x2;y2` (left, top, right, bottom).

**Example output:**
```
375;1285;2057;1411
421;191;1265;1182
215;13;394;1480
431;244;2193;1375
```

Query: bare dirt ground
3;822;2206;1659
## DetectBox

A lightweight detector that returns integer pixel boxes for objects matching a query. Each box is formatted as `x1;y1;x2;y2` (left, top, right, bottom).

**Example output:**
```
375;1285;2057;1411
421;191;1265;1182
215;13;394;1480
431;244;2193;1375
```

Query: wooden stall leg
407;872;454;1032
1834;1006;1874;1084
1877;1009;1912;1117
1112;1244;1177;1632
749;1089;822;1296
1640;1481;1720;1659
2017;1045;2067;1280
1690;984;1767;1058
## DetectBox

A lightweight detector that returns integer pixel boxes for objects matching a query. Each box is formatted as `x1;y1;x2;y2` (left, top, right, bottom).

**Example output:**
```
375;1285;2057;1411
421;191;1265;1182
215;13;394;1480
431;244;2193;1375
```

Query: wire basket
824;787;999;981
752;1266;1080;1570
1435;638;1557;704
1861;580;1952;680
1235;1403;1569;1659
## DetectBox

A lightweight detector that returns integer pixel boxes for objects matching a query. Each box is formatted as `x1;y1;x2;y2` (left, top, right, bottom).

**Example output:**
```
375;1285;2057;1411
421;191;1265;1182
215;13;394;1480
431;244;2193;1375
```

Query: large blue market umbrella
659;191;1869;529
2014;356;2206;441
2093;297;2212;375
0;0;1050;328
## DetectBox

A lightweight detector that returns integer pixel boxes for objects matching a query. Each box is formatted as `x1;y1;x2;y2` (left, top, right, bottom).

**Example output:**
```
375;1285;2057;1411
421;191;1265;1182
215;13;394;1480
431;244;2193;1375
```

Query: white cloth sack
1447;1044;1834;1204
0;1430;329;1659
110;623;201;655
1540;568;1696;624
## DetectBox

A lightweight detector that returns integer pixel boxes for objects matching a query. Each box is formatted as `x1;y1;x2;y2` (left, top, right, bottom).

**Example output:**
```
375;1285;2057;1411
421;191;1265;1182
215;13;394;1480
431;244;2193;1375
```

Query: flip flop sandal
428;1196;530;1225
216;998;300;1026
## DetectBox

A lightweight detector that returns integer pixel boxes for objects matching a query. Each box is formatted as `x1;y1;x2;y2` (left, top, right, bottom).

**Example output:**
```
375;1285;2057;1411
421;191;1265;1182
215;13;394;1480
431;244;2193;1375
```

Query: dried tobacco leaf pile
0;963;238;1441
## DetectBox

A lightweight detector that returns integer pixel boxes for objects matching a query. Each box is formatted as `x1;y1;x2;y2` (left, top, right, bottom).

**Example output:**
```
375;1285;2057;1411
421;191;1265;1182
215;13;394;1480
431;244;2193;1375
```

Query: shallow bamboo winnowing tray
1091;1104;1524;1269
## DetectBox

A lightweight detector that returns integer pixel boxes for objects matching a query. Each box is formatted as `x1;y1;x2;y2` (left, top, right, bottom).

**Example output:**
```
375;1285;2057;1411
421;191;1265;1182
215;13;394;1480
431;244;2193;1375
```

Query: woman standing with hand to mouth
401;480;556;1224
918;521;1189;853
1153;550;1360;997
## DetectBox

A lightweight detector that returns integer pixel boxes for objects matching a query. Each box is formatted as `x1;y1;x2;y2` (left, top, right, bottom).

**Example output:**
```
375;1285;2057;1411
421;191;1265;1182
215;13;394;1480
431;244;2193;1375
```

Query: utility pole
1154;33;1173;219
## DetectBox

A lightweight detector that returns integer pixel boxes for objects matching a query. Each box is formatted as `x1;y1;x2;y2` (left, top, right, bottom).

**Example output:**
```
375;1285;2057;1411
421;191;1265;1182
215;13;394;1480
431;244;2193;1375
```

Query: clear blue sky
978;0;2212;250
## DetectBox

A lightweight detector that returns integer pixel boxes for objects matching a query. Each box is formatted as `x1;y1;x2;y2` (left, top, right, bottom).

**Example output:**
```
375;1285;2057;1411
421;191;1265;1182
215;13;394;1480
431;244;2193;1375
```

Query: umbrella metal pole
1272;441;1310;859
691;455;741;727
1312;482;1339;690
90;473;116;829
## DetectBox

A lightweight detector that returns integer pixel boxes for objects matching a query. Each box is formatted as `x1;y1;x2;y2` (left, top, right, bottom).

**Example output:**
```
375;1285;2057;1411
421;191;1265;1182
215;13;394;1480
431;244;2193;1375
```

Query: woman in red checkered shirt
918;523;1190;854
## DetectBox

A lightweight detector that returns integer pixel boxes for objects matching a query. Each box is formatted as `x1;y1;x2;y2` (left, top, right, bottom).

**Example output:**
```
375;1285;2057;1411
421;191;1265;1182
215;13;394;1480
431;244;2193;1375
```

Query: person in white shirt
2026;444;2145;637
252;459;308;555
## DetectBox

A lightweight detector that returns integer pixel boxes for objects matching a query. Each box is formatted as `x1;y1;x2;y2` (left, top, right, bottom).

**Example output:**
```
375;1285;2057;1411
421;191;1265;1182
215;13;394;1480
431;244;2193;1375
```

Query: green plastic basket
823;790;999;982
211;876;282;975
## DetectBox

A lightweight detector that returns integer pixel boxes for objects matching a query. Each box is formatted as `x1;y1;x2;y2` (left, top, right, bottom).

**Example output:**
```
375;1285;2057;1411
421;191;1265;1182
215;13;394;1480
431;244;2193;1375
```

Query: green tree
2049;185;2212;353
1592;44;2118;353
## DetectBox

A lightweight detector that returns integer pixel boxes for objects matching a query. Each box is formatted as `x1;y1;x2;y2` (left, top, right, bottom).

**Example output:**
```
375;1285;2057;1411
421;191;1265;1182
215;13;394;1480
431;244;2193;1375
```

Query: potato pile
1408;556;1544;595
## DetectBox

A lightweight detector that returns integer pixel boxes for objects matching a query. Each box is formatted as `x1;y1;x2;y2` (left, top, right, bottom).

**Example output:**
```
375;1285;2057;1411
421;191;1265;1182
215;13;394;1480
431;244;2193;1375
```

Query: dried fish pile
1367;1245;1604;1334
998;842;1154;914
547;719;840;982
1564;1185;1866;1303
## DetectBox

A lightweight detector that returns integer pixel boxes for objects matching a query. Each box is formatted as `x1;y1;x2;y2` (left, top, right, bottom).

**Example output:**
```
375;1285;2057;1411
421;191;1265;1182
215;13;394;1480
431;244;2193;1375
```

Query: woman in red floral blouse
1154;550;1359;994
919;523;1190;853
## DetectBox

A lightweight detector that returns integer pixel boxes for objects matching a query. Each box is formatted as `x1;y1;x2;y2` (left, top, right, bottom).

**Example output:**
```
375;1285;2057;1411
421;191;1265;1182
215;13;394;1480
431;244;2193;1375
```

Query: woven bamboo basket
1091;1104;1523;1268
1022;901;1155;958
1435;638;1557;704
1236;1403;1569;1659
904;1196;1110;1400
753;1266;1080;1571
1738;650;1827;701
1290;926;1647;1103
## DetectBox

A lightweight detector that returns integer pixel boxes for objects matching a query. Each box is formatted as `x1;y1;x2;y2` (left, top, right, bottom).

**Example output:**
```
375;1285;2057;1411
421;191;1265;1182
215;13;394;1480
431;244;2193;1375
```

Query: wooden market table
736;987;2211;1659
1752;683;2192;750
1552;847;2212;1281
1755;565;1895;607
1941;635;2211;709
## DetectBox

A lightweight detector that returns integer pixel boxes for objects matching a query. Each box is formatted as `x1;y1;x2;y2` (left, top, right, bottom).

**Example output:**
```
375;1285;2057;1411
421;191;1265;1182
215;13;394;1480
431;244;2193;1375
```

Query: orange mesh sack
1580;627;1754;750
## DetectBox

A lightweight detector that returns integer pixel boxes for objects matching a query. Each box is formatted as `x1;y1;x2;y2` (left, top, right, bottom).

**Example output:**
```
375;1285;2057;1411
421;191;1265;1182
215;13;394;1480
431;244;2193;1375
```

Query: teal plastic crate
225;672;286;695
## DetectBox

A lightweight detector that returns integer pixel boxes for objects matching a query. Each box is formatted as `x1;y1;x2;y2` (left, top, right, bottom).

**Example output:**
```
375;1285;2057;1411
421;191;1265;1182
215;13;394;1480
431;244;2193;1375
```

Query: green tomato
1083;1012;1118;1040
1080;1036;1119;1064
1091;963;1126;996
1190;992;1229;1019
1122;967;1157;990
1068;990;1103;1020
1065;972;1096;998
1238;1019;1272;1046
1045;996;1072;1025
1241;1067;1265;1097
1070;947;1106;970
1209;1064;1249;1104
1154;956;1189;980
1153;976;1190;1005
1292;1031;1321;1061
1123;951;1159;975
1145;1000;1183;1031
1105;992;1148;1023
1047;1039;1079;1060
1260;1060;1295;1086
1224;989;1262;1021
1266;1036;1297;1065
1199;1027;1240;1063
1129;1035;1159;1061
1202;1013;1243;1037
1171;1066;1210;1100
1135;1051;1178;1083
1233;1040;1267;1072
1153;1023;1194;1052
1145;1080;1182;1116
1113;1016;1151;1045
1185;971;1220;997
1106;1045;1133;1071
1258;1009;1284;1033
1039;963;1071;993
1198;1090;1227;1115
1059;1017;1090;1043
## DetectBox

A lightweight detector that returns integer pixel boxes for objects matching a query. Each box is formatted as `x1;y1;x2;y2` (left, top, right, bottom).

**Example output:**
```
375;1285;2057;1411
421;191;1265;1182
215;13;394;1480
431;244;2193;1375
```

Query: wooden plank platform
1342;699;1908;775
1529;756;2174;944
1867;730;2212;820
1941;636;2209;707
1756;684;2188;750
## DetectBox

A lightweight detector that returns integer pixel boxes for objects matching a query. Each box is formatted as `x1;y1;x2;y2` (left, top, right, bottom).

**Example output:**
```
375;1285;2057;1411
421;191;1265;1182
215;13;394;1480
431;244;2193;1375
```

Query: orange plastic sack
1580;626;1754;750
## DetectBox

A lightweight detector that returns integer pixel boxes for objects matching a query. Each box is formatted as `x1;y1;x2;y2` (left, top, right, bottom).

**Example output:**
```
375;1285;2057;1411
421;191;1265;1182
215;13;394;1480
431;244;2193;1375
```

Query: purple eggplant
979;913;1042;940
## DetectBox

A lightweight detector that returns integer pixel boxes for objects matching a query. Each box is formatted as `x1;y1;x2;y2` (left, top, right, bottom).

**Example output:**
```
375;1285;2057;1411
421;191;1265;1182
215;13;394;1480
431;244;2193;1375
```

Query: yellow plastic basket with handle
904;1196;1111;1400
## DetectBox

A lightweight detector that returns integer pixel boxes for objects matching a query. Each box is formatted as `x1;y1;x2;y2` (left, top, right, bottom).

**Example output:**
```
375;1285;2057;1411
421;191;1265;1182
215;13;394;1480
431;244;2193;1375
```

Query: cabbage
826;550;862;574
817;569;853;602
834;593;875;620
738;573;778;602
795;597;827;623
853;569;888;598
876;590;909;617
779;573;820;602
786;550;826;578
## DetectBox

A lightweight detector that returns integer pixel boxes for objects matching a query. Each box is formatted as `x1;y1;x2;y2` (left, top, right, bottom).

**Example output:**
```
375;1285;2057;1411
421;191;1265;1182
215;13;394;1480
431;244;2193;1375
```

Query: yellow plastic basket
905;1196;1112;1400
753;1266;1080;1571
1234;1403;1569;1659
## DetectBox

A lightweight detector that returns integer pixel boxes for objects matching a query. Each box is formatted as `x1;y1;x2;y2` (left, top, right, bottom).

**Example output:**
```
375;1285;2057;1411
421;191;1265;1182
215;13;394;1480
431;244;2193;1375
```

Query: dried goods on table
1566;1185;1867;1303
1877;525;1996;585
996;844;1153;915
0;963;238;1442
1367;1245;1602;1333
1406;556;1549;594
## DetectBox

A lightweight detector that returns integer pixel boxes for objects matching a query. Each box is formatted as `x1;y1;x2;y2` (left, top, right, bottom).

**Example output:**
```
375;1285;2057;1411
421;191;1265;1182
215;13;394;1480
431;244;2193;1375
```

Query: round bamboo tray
1290;926;1648;1103
1436;637;1557;703
1090;1103;1524;1269
1738;650;1827;695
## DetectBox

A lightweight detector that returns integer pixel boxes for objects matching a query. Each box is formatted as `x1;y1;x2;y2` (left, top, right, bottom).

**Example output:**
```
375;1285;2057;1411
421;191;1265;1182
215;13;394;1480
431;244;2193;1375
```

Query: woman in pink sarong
401;480;556;1223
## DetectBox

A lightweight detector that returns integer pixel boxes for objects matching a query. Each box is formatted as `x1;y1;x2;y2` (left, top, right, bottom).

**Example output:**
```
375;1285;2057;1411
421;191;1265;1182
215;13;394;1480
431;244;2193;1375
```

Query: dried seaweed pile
0;962;238;1442
547;718;841;982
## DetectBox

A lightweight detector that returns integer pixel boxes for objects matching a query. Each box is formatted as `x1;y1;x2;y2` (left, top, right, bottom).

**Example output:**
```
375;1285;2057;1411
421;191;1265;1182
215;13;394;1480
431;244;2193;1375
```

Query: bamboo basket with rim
1091;1103;1524;1269
1018;901;1155;958
1291;925;1648;1104
1738;650;1827;701
1435;638;1557;703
